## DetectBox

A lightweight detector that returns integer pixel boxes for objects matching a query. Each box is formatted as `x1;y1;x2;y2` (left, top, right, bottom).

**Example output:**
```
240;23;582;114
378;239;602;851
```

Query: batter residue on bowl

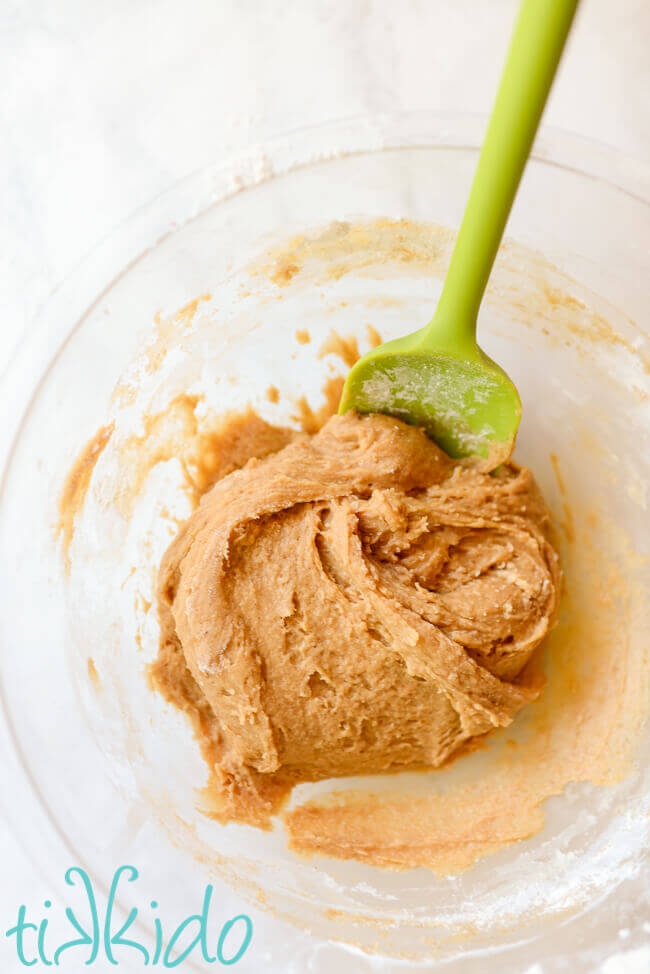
59;218;649;874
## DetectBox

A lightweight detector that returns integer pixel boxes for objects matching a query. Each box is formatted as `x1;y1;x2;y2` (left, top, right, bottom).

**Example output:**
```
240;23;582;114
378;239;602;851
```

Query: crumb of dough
295;329;311;344
266;385;280;404
318;330;360;367
154;411;561;831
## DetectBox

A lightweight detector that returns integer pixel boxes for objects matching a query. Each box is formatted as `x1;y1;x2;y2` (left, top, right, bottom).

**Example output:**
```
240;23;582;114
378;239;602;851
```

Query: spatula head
339;341;521;466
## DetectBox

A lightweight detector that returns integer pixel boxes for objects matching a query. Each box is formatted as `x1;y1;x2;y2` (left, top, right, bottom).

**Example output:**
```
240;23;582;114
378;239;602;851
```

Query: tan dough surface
154;411;561;829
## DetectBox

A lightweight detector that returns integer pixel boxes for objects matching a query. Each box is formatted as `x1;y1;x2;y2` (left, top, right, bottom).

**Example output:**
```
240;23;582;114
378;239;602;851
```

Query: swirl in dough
156;412;561;826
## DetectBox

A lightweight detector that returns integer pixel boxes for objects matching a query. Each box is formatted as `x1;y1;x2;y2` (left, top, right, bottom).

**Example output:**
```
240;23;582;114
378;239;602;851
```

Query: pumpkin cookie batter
155;410;561;827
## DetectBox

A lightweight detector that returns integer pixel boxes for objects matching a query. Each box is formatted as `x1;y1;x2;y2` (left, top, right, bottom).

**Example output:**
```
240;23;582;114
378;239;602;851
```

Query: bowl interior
1;119;649;972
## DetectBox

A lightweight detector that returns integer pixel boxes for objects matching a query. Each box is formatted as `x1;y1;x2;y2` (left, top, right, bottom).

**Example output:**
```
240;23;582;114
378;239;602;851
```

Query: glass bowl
1;113;649;973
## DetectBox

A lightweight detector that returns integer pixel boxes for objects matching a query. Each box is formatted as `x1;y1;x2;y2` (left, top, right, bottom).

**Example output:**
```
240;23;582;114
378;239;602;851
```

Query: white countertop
1;1;649;970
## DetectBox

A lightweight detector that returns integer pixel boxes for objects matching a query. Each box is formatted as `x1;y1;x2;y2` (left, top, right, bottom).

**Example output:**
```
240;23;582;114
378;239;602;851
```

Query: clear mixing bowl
0;113;649;972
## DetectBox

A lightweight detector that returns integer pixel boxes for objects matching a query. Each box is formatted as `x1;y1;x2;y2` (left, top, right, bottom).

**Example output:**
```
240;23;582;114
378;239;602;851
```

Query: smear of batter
58;423;113;570
154;411;561;830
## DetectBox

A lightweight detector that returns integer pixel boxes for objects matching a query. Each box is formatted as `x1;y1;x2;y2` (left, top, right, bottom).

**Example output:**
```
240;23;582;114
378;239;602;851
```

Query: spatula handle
429;0;579;348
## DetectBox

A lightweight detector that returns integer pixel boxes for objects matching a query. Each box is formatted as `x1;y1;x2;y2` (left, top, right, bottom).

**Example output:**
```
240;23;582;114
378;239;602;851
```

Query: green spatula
339;0;579;464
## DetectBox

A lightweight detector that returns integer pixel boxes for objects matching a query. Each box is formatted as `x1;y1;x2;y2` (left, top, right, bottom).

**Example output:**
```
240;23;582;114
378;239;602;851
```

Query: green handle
424;0;579;352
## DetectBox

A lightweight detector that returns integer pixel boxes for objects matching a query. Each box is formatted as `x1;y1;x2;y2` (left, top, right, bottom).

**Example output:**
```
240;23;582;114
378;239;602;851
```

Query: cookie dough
156;411;561;826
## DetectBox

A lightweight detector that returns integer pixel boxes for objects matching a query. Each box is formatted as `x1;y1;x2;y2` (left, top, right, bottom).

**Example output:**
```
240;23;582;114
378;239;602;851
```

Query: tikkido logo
5;866;253;968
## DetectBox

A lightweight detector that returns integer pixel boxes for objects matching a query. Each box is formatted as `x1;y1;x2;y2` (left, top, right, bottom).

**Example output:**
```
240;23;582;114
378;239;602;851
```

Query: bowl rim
2;107;649;472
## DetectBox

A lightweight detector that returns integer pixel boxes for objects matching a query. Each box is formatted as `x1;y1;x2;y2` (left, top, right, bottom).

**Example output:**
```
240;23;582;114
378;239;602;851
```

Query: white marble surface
1;1;649;970
1;0;649;376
